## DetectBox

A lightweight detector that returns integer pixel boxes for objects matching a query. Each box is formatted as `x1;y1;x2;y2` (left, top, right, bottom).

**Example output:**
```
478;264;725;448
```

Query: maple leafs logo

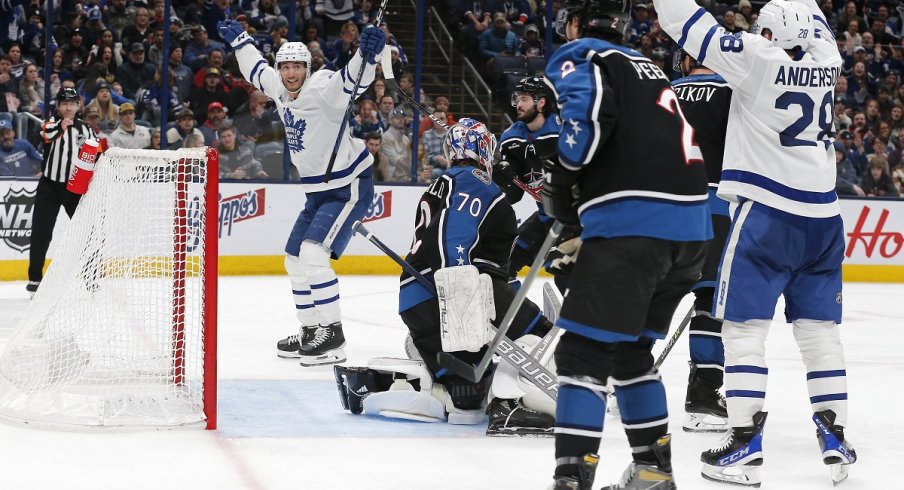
283;108;306;153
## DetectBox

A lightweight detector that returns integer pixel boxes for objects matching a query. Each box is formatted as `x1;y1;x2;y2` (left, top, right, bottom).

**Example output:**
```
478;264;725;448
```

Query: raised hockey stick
352;221;558;400
653;303;695;369
437;221;564;383
380;55;542;202
324;0;390;183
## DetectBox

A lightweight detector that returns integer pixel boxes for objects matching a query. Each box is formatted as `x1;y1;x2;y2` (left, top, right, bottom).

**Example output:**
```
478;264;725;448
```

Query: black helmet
556;0;630;42
673;47;704;76
56;87;79;102
511;76;555;115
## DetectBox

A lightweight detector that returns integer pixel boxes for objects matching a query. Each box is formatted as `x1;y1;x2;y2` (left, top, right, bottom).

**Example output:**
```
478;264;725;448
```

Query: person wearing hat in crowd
116;43;156;100
166;108;203;150
185;24;226;72
380;108;412;182
735;0;753;31
379;21;408;66
83;6;106;48
519;23;545;57
835;142;864;196
199;101;230;146
0;112;42;177
85;81;119;133
190;67;229;125
61;28;89;79
27;87;97;297
107;102;151;149
121;7;151;49
190;48;229;89
169;46;195;102
84;105;104;136
628;3;654;45
21;4;44;61
309;47;328;73
479;13;519;68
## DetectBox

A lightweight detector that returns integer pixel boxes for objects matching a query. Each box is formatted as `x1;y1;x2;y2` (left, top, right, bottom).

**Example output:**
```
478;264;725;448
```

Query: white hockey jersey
654;0;842;218
235;45;376;193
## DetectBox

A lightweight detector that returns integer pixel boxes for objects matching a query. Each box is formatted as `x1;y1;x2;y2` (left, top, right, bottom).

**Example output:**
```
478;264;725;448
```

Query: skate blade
701;463;761;487
299;348;347;367
276;350;302;359
831;464;849;486
683;412;729;433
486;427;553;438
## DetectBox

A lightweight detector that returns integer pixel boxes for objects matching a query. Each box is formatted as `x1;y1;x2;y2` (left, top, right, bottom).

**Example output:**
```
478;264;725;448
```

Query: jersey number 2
657;89;704;165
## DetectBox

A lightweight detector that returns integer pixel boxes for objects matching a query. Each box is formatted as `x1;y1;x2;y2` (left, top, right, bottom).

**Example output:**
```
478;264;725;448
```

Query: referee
26;87;97;297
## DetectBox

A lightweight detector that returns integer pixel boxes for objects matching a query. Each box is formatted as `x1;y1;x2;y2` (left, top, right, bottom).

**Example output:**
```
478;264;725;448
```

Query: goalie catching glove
434;265;495;353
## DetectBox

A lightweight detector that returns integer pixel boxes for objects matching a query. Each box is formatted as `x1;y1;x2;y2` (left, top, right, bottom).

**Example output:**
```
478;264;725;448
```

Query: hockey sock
723;319;770;427
554;375;607;478
794;319;849;426
689;311;725;387
300;241;342;325
612;371;669;463
285;254;320;326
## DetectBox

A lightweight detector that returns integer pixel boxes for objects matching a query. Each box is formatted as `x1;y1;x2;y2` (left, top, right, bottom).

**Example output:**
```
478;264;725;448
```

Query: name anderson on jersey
774;65;840;88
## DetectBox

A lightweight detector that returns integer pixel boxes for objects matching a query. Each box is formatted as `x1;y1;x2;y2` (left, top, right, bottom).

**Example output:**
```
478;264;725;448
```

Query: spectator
461;0;492;37
865;98;882;131
861;155;901;197
184;25;226;72
83;7;106;48
379;21;408;66
834;101;853;130
380;108;412;182
116;43;156;100
190;48;228;90
46;49;72;101
104;0;132;35
365;131;390;181
166;108;204;149
182;132;206;148
722;10;743;34
169;47;194;104
121;8;151;48
108;102;151;149
499;0;532;25
848;59;877;106
198;101;229;146
892;162;904;194
331;21;360;70
85;82;119;133
136;68;183;126
842;20;863;55
421;110;449;178
315;0;355;37
62;29;89;79
352;98;382;139
17;63;43;115
309;47;328;73
479;13;519;68
353;0;376;30
835;144;865;196
377;94;395;130
218;124;267;179
7;42;24;80
839;129;870;175
628;4;653;45
418;96;456;136
251;0;283;33
147;129;162;150
302;24;332;59
837;1;866;34
519;24;545;58
190;67;229;126
417;163;434;184
735;0;753;31
84;105;104;136
146;26;168;67
0;112;41;177
890;105;904;134
235;90;280;147
835;76;854;107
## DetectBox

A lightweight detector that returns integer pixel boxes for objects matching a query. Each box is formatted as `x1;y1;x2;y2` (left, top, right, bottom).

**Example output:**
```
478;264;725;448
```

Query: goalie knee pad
299;241;341;325
793;319;848;426
723;320;771;427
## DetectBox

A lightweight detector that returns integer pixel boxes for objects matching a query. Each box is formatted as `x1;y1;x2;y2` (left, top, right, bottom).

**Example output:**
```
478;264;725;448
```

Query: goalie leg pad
490;333;559;416
793;319;848;427
435;265;494;353
347;358;449;423
300;240;341;325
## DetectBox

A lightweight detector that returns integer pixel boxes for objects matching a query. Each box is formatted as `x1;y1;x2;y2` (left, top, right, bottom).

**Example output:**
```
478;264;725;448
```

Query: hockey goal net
0;147;218;429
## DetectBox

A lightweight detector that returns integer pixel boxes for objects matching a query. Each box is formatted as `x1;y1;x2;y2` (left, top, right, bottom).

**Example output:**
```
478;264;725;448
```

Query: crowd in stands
0;0;902;196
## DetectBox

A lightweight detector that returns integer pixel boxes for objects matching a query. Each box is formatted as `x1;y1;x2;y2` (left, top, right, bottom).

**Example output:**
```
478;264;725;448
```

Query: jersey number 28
776;91;833;148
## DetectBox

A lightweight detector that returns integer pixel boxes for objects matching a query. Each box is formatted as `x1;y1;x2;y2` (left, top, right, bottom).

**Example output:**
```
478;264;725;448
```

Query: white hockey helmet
754;0;813;50
443;118;497;177
275;42;311;79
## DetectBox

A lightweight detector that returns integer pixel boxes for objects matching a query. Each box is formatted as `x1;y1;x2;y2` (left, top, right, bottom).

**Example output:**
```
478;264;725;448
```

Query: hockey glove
546;236;582;277
217;20;254;50
491;159;517;189
359;25;386;64
541;159;580;226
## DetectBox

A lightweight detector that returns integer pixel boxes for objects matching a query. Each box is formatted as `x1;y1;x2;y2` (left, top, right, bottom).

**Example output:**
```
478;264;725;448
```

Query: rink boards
1;179;903;282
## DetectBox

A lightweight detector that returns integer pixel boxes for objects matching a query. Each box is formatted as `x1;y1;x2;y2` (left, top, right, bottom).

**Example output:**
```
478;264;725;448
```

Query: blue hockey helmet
442;118;497;177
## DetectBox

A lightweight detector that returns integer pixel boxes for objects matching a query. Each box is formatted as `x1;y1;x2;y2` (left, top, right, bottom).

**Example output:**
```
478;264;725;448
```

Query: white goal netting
0;147;218;429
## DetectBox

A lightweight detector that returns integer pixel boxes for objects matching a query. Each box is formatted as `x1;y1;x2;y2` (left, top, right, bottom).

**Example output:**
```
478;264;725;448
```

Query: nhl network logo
0;186;35;253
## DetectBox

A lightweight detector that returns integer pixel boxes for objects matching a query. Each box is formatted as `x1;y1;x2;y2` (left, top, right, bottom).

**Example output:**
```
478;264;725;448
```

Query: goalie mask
754;0;813;50
442;117;497;178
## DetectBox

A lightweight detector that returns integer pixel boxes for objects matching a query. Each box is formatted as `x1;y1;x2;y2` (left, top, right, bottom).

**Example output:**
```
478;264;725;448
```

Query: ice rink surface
0;276;900;490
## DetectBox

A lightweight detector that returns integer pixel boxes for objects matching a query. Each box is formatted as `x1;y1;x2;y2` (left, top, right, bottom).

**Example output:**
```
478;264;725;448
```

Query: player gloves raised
359;25;386;64
217;20;254;50
541;160;580;226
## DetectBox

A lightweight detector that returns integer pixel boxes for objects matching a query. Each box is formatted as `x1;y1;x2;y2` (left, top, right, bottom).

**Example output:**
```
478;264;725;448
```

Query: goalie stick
324;0;390;183
653;303;695;369
352;221;559;400
379;54;542;202
437;221;563;383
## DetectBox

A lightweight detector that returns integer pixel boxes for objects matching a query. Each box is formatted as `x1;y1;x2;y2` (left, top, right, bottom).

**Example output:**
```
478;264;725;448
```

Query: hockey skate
485;397;553;437
276;325;318;358
600;434;676;490
549;453;600;490
25;281;39;299
684;363;728;433
298;323;347;367
701;411;767;487
813;410;857;486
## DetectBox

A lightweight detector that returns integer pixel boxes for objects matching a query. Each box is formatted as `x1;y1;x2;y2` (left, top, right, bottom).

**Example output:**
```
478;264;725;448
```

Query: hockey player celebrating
671;48;733;433
543;0;711;488
334;118;557;429
217;19;385;367
654;0;858;485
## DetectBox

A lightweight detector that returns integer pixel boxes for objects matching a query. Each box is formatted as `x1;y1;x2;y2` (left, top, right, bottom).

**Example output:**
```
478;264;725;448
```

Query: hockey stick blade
436;221;564;382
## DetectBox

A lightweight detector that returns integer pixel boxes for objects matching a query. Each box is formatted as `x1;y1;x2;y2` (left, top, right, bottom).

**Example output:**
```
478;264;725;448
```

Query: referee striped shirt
40;117;97;183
